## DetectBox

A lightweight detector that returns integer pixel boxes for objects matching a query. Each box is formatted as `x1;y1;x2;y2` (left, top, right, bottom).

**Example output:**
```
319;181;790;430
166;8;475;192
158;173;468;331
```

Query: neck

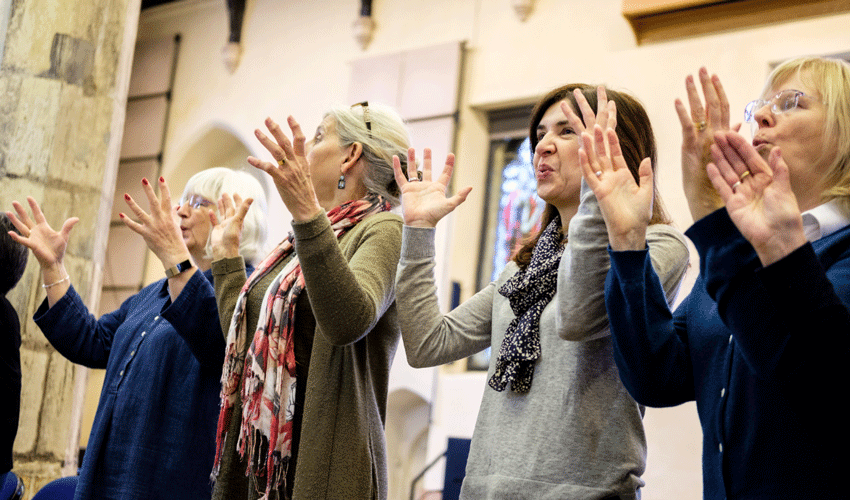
190;251;211;272
555;203;578;234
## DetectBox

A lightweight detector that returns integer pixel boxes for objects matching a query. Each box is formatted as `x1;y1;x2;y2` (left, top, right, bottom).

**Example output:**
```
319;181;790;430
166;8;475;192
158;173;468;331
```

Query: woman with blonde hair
599;56;850;498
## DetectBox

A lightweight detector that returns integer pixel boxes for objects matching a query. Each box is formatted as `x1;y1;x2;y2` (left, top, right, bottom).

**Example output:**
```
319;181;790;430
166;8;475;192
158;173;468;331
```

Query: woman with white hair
6;167;268;499
210;102;410;500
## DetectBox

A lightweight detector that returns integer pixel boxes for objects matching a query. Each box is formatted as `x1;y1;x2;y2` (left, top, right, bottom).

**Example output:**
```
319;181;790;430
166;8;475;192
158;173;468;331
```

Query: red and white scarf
212;194;391;498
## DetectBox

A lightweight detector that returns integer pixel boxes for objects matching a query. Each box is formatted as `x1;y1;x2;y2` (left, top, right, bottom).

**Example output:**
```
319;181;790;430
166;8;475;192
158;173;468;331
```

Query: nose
176;203;190;218
534;132;555;158
751;102;775;132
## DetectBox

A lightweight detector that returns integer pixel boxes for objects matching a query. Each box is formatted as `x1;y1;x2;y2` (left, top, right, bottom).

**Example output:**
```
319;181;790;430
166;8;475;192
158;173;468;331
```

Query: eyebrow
537;120;571;131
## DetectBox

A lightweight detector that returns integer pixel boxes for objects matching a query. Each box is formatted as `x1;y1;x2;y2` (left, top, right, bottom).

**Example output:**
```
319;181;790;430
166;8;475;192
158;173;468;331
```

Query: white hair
181;167;269;265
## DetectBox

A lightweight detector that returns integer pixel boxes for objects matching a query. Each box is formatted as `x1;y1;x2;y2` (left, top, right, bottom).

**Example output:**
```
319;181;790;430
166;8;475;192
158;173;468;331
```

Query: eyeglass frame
180;194;214;210
743;89;817;123
351;101;372;137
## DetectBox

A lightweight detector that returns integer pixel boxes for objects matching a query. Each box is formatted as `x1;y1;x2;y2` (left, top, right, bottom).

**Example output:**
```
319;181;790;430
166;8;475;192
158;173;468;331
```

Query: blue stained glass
491;138;544;281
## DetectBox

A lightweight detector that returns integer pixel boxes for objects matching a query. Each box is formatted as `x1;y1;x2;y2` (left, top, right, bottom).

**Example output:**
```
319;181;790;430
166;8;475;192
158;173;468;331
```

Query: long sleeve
34;285;124;368
293;212;402;346
211;256;249;339
395;225;493;368
559;180;689;341
161;270;226;369
693;209;850;396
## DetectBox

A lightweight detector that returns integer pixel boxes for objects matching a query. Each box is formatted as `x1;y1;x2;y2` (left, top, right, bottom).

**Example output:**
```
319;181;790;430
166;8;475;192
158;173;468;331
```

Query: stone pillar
0;0;141;495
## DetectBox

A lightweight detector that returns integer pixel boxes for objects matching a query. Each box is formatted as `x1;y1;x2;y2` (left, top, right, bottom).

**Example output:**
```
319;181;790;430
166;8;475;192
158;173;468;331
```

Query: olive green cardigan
211;211;402;500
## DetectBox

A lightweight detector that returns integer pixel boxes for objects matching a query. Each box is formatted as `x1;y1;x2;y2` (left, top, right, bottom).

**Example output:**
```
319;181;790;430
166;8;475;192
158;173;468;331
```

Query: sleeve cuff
401;226;436;261
291;211;331;241
607;247;651;285
211;256;246;276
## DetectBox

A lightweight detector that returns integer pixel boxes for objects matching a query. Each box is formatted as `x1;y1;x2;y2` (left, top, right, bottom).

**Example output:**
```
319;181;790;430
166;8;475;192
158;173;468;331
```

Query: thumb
769;147;791;189
60;217;80;239
638;157;653;188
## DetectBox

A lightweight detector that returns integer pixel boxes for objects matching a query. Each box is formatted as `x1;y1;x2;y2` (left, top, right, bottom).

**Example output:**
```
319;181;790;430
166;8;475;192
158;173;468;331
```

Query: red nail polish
142;178;149;186
124;193;130;200
159;176;164;183
119;213;125;218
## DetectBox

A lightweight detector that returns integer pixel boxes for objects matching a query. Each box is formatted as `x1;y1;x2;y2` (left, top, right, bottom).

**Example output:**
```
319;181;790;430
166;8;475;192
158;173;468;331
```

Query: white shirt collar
801;199;850;242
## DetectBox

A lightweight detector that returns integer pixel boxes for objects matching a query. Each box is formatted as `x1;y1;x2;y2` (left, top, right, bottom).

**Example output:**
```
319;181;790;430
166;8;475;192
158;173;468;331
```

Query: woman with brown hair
393;85;689;499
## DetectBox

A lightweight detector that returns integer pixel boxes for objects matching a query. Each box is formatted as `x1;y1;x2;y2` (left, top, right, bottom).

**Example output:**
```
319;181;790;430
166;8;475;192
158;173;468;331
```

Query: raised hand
676;68;741;220
248;116;322;222
580;125;654;251
7;197;78;305
120;177;193;271
210;192;253;261
706;131;806;266
6;197;78;270
391;148;472;228
561;86;617;151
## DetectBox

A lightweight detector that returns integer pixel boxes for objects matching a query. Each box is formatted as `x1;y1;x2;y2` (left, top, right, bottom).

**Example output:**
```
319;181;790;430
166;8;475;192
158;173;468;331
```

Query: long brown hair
513;83;670;269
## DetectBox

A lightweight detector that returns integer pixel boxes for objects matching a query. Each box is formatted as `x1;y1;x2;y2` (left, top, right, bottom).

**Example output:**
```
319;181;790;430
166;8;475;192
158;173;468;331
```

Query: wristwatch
164;259;193;279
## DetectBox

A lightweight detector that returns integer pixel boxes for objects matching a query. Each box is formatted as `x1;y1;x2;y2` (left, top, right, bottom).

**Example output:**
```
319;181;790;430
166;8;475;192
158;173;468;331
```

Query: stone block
14;349;49;455
37;351;76;458
2;0;79;75
0;177;46;216
50;88;111;190
7;77;62;178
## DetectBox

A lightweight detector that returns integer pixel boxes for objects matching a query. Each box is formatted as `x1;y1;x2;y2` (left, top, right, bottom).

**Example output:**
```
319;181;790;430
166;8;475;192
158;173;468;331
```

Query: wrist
607;227;647;252
164;257;194;278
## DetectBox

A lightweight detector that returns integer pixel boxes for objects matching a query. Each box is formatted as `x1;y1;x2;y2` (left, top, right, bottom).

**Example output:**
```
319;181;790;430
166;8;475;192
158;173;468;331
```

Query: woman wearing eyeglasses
209;103;409;500
5;167;268;499
595;57;850;498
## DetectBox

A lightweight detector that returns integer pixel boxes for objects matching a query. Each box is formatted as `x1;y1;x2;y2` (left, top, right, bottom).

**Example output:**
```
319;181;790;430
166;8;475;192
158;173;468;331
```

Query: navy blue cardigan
605;209;849;499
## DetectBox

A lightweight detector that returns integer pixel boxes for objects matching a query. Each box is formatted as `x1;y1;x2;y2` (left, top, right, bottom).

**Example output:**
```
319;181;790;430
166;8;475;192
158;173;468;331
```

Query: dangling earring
337;174;346;189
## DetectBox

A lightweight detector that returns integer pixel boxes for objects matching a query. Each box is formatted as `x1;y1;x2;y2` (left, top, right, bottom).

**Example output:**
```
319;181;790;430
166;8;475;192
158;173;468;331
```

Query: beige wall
133;1;850;498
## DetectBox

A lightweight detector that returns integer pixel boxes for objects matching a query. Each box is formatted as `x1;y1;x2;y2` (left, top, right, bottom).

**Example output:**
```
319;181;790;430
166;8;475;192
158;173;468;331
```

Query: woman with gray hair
5;167;267;499
210;102;409;500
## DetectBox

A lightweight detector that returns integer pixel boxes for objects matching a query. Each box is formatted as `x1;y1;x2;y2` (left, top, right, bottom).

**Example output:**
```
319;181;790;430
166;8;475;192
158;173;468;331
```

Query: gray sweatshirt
395;182;689;499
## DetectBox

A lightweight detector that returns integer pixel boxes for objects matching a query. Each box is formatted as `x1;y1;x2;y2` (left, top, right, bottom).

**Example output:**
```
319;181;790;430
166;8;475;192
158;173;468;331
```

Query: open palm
392;148;472;228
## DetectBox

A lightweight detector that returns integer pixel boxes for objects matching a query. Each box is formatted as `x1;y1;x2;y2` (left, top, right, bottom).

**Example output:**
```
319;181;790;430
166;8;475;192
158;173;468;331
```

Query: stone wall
0;0;140;496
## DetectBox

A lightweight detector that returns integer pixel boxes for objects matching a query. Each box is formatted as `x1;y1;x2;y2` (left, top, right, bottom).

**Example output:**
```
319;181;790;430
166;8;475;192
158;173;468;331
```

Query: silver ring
408;178;419;182
595;171;603;177
731;180;742;192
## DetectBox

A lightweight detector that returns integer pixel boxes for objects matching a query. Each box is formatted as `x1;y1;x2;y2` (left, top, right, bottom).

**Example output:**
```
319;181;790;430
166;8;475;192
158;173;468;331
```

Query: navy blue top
1;295;21;475
606;209;850;499
34;268;236;500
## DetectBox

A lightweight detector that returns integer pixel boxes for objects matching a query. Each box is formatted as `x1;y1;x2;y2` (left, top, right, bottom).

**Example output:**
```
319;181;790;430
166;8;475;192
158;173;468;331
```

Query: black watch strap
164;259;193;279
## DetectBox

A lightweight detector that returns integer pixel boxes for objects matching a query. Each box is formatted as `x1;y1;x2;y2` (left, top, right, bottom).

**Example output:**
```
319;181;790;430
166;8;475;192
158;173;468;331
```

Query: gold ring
740;171;751;180
695;121;707;131
277;159;285;166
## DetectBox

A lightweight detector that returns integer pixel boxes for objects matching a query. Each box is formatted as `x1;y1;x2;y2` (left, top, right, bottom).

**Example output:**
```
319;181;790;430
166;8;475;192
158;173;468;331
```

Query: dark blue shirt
35;269;235;500
606;209;849;499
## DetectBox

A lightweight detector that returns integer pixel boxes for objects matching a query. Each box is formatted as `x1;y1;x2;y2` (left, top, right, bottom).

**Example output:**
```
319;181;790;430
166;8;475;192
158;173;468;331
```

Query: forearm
396;226;492;367
293;212;401;345
211;256;248;339
606;249;695;406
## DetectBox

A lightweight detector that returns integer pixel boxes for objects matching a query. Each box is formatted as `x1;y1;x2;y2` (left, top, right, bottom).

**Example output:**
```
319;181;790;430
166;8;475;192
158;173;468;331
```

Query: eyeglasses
351;101;372;137
180;194;213;209
744;89;813;123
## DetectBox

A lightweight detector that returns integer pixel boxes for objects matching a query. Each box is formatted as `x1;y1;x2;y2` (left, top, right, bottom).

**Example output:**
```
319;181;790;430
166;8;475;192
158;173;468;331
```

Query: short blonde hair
327;103;411;207
765;56;850;210
181;167;269;265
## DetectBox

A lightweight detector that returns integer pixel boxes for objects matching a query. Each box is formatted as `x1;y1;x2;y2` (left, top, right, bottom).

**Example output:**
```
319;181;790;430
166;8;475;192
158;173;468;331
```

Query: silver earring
337;174;346;189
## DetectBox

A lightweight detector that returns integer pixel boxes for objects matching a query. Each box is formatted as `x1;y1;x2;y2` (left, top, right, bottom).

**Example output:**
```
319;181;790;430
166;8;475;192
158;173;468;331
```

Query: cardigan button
719;443;723;453
728;334;733;344
720;388;725;397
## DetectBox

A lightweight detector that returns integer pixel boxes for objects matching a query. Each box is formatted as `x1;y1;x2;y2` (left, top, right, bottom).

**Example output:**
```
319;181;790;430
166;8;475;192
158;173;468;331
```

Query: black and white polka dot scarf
489;215;563;393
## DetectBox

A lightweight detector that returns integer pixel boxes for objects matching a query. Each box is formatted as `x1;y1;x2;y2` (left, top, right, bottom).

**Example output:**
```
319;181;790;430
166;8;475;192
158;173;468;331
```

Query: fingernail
159;176;164;183
119;213;125;219
142;178;149;185
124;194;130;200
